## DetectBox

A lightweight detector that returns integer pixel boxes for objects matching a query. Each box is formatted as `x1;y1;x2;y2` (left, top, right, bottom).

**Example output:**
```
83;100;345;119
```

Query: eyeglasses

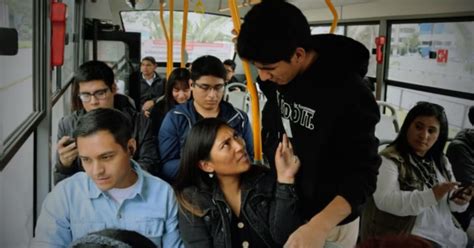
193;82;225;93
78;88;109;102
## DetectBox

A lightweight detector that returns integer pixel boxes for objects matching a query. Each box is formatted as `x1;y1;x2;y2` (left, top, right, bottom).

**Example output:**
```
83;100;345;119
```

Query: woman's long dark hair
163;68;191;112
391;101;448;172
174;118;230;216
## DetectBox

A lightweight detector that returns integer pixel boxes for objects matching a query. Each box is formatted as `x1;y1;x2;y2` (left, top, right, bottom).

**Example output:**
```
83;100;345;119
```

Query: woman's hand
451;185;474;205
275;134;300;184
432;182;459;201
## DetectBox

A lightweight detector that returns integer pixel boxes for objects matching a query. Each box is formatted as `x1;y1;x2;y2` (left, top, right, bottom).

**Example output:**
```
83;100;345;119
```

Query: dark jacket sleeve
158;112;182;181
336;81;381;213
54;117;81;184
447;141;474;184
178;209;212;248
134;113;160;176
240;110;255;160
270;182;303;245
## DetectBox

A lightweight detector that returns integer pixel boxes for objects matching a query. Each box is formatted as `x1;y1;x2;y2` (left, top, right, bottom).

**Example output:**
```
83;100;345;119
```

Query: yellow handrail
325;0;339;34
181;0;189;68
167;0;174;78
159;0;170;77
228;0;263;163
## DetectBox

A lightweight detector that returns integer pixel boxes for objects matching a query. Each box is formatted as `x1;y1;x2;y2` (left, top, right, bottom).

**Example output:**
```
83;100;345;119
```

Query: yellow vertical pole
325;0;339;34
181;0;189;68
159;0;170;78
168;0;174;77
228;0;263;163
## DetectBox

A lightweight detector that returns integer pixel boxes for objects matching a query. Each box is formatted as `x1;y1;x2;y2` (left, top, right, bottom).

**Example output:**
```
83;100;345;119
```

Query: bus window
121;11;235;63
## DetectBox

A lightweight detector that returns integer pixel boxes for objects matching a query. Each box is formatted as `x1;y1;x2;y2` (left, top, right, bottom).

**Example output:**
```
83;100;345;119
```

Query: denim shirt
32;161;183;248
178;167;302;247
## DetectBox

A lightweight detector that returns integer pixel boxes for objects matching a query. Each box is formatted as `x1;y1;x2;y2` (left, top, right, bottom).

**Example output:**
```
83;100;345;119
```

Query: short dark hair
74;60;115;88
392;101;448;170
190;55;226;81
223;59;236;71
469;106;474;125
70;229;156;248
73;108;132;151
72;60;115;111
141;56;157;65
237;0;311;64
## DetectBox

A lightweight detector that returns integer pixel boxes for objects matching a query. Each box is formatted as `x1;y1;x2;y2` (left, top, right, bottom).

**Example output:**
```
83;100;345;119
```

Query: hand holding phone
450;182;474;200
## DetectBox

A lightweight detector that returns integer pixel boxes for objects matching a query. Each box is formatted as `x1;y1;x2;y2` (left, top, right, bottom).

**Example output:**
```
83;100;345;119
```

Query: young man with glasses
54;60;159;184
158;55;254;183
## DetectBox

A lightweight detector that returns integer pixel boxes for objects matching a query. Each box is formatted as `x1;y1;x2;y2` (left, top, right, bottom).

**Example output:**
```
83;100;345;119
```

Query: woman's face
204;126;250;177
406;115;440;157
172;81;191;104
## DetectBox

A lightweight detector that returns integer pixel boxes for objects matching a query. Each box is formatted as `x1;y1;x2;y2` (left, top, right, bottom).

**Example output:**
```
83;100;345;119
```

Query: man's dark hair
469;106;474;126
70;229;156;248
74;60;115;88
190;55;226;81
73;108;132;151
141;56;157;65
223;59;236;71
237;0;311;64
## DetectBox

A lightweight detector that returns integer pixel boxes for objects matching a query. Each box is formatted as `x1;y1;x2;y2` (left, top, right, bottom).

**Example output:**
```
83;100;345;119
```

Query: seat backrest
375;101;400;144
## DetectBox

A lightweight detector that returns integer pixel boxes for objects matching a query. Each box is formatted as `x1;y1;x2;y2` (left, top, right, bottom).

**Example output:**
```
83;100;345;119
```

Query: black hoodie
259;34;381;224
447;128;474;184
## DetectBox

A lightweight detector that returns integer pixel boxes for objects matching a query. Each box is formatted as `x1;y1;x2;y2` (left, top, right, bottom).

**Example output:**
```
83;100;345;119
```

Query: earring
208;173;214;178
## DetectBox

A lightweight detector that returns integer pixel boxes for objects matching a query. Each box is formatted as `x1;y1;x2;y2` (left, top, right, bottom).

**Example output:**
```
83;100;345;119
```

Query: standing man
34;108;182;247
140;56;164;113
55;60;159;183
237;0;381;247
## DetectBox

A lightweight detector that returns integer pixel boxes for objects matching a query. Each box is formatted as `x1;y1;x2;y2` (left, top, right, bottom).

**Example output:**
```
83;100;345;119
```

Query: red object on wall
375;36;386;64
51;2;67;66
437;49;448;63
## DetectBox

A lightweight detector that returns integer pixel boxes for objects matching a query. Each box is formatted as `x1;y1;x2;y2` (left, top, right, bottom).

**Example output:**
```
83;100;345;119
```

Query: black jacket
140;72;164;106
178;167;302;247
447;128;474;184
54;94;160;184
258;34;381;224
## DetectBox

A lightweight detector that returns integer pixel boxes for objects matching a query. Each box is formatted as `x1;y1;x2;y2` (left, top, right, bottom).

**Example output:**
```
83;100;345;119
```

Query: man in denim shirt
33;108;182;248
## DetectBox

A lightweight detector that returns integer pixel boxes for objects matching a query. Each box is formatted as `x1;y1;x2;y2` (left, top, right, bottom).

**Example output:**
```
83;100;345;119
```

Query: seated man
447;106;474;230
223;59;240;84
140;56;164;113
55;60;159;184
33;108;182;247
158;55;254;182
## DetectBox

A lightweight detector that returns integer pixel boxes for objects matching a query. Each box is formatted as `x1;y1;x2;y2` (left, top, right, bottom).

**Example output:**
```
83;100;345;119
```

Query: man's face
253;52;301;85
224;64;234;82
79;80;115;112
191;75;225;112
140;60;156;78
77;130;137;191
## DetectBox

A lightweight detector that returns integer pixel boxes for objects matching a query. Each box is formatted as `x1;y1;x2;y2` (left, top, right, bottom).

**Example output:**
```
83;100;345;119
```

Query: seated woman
361;101;472;247
174;118;302;247
149;67;191;133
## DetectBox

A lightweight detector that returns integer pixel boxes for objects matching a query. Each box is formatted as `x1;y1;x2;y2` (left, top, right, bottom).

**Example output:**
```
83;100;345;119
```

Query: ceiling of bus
94;0;378;28
87;0;474;29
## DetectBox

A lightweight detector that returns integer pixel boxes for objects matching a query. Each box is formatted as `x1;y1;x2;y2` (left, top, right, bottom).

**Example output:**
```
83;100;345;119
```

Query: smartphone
450;182;474;200
63;138;75;146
